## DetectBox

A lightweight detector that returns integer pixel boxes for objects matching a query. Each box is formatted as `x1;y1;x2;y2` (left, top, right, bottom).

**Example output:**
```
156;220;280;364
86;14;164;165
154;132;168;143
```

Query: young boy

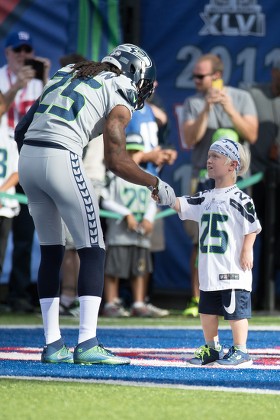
169;138;261;367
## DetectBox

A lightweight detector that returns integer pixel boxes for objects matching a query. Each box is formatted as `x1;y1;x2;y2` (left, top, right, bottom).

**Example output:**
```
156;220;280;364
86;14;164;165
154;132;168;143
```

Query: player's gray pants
18;145;105;250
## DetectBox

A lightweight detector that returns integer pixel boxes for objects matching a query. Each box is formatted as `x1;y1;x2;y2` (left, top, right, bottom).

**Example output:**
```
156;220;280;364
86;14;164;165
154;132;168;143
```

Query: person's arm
171;197;181;213
208;89;258;144
3;65;36;110
103;105;158;189
240;232;257;271
183;102;211;147
0;91;7;117
0;172;19;191
148;102;168;126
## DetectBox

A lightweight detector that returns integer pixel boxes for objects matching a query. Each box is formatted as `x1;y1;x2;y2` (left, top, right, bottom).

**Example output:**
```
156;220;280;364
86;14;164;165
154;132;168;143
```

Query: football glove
156;178;176;207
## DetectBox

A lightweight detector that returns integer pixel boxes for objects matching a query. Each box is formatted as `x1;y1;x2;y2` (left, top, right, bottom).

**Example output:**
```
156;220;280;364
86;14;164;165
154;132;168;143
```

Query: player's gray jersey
178;185;261;292
24;66;137;156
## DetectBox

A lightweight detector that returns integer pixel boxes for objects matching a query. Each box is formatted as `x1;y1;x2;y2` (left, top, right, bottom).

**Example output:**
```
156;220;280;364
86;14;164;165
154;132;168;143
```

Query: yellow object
182;297;199;317
212;78;224;90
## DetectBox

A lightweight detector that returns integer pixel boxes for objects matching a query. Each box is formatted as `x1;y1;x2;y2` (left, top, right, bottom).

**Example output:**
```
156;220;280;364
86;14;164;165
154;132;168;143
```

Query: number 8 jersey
178;185;262;292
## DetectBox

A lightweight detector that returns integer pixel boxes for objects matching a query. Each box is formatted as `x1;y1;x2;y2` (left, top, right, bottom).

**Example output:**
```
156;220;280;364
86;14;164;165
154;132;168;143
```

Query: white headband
209;138;241;171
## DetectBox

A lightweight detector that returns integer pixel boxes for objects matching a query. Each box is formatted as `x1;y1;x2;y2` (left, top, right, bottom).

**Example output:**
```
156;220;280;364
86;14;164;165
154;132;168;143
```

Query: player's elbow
105;156;123;176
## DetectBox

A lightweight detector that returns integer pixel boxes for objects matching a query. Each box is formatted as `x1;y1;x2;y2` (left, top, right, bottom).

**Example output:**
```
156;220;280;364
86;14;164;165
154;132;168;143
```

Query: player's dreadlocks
71;61;122;79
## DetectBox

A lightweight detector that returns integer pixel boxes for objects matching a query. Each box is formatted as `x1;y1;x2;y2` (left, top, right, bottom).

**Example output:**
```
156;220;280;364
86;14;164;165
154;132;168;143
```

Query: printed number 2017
176;45;280;88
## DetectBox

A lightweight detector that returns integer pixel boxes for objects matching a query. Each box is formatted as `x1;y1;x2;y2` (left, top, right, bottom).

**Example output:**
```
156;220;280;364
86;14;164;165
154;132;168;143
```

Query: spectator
0;95;20;311
0;30;50;313
166;138;261;366
123;99;176;316
0;91;7;116
17;43;173;364
182;53;258;317
102;136;158;317
248;59;280;309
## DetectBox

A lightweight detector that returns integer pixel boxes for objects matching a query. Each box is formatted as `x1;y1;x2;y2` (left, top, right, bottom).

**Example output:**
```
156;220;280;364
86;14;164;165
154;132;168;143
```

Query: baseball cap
126;134;145;151
5;31;33;49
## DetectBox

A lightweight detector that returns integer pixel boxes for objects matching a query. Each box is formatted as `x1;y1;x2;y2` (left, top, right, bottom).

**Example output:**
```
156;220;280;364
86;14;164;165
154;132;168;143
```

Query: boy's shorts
199;289;251;320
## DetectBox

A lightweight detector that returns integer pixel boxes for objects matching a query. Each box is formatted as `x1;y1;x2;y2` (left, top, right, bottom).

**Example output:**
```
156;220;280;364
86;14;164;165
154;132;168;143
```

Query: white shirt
178;185;262;291
0;64;43;139
0;123;20;218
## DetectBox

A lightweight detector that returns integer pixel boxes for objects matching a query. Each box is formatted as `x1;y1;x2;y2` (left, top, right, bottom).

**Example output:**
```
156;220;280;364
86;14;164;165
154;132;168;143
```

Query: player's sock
40;297;61;344
78;295;101;344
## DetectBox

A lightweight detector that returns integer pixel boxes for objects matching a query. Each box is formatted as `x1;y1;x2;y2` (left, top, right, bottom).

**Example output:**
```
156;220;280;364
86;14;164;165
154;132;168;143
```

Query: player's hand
153;178;176;207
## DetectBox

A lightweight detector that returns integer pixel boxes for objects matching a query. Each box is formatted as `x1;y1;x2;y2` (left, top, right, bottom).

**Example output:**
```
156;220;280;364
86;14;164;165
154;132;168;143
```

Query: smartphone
212;78;224;90
24;58;44;81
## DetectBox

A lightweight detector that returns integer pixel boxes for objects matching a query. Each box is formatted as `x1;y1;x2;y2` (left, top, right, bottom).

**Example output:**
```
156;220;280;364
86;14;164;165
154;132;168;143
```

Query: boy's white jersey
178;185;262;292
0;123;20;218
24;66;137;156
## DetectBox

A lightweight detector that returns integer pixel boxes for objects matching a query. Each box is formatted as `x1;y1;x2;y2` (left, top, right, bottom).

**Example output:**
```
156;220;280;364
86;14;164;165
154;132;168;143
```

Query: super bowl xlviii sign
199;0;265;36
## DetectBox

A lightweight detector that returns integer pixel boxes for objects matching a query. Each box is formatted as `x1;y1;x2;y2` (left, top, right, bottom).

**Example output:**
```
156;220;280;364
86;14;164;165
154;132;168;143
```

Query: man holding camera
181;53;258;317
0;30;50;313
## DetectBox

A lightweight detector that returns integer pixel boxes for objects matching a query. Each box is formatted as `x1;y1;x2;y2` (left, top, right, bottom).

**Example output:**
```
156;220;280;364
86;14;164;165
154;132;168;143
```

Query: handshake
148;178;177;208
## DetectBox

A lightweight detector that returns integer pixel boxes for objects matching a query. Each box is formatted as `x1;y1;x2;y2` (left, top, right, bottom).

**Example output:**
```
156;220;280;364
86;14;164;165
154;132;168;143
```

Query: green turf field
0;379;279;420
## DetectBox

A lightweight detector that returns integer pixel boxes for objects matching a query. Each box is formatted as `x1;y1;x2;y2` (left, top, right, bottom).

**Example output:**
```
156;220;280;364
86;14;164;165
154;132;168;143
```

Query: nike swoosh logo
57;352;68;359
223;289;236;314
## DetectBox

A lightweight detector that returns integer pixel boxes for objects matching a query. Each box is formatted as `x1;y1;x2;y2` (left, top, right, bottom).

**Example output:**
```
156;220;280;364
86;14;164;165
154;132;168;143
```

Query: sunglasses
12;45;33;53
192;73;213;80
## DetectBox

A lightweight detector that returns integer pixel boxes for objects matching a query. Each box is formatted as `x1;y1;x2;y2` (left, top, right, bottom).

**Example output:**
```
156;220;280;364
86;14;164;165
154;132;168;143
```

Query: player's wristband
147;177;159;192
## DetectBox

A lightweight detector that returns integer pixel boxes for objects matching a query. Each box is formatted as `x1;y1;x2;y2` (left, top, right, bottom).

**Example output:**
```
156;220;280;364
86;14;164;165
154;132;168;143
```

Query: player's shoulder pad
116;88;138;109
113;74;138;109
230;189;256;222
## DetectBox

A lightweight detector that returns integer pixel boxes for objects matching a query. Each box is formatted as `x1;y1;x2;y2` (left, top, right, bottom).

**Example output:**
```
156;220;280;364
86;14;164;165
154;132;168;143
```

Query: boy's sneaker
182;297;199;317
41;343;73;364
217;346;253;367
189;344;223;366
74;338;130;365
102;302;130;318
